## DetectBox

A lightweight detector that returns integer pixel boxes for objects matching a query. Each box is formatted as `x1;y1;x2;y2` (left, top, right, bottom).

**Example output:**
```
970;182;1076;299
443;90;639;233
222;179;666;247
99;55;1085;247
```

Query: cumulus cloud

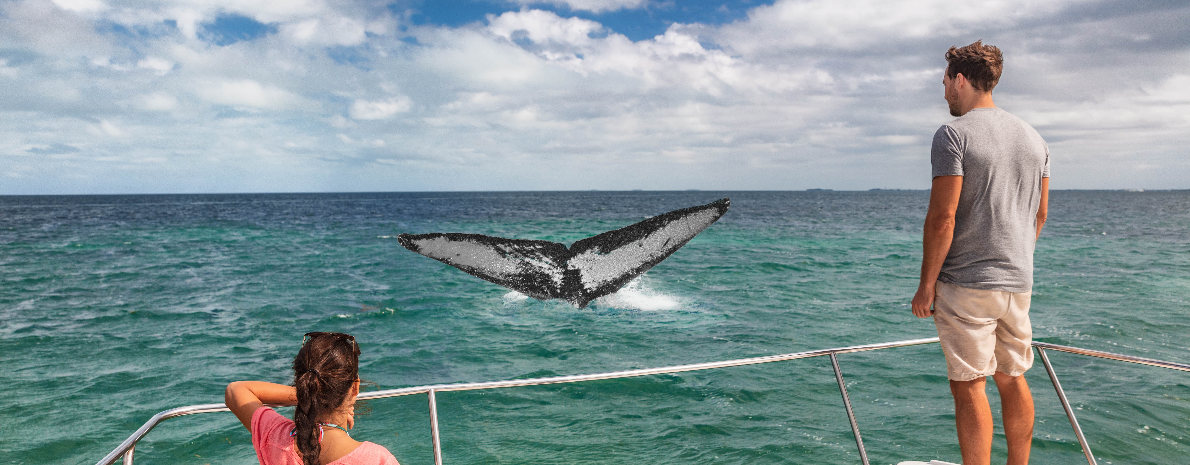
137;58;174;76
512;0;647;13
1;0;115;58
0;0;1187;194
197;80;302;109
141;92;179;111
91;119;124;137
350;97;413;120
483;10;802;96
715;0;1093;53
51;0;106;13
1141;75;1190;104
488;9;603;45
281;16;369;46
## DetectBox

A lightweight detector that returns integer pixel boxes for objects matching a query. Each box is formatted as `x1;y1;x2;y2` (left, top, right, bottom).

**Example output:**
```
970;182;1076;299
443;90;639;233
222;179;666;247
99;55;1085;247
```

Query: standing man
911;41;1050;465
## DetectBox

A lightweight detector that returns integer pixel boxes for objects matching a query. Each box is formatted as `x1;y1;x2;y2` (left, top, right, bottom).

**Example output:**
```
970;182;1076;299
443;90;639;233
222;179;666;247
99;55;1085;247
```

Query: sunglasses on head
303;332;357;348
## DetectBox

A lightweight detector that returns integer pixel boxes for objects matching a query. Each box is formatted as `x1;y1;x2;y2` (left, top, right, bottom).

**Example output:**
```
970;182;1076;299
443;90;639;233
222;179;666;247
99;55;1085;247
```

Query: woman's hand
225;381;298;430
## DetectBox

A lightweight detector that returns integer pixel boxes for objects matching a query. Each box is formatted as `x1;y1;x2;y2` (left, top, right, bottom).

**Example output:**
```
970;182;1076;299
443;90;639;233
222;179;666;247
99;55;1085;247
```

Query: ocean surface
1;190;1187;465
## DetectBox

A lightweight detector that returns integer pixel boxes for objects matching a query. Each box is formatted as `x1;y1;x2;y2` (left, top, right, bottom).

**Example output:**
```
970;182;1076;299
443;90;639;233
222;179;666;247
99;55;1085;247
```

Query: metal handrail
1031;341;1189;465
96;338;1188;465
1033;341;1190;372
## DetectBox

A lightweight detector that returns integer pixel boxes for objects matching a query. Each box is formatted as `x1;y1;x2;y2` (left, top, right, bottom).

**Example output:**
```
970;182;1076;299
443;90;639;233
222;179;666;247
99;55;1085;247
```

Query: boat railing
96;338;1190;465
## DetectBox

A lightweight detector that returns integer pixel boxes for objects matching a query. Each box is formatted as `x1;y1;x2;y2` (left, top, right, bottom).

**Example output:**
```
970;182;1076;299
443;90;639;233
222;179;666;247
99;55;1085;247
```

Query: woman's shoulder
251;408;297;451
252;407;294;433
250;408;303;464
332;441;399;465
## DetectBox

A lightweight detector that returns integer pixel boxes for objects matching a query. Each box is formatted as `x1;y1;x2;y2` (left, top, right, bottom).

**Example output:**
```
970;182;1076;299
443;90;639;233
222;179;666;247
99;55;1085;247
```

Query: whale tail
397;198;730;308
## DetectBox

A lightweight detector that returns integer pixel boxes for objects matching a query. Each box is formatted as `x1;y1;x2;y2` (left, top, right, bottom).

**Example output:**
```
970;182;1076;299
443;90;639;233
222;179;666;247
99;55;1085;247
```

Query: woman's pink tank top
251;408;400;465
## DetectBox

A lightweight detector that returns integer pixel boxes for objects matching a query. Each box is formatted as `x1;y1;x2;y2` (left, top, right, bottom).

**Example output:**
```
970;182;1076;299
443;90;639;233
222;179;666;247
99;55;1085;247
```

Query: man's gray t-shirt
931;107;1049;293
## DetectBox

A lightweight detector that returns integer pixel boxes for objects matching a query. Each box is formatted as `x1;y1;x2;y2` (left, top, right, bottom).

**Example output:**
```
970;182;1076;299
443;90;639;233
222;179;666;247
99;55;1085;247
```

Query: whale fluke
397;198;730;308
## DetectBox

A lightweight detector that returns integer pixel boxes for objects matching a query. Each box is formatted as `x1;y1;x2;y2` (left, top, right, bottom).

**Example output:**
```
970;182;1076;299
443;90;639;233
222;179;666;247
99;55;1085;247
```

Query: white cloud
328;114;354;128
512;0;647;13
483;11;748;95
51;0;106;14
197;80;300;109
415;28;555;87
1;0;115;57
58;0;379;46
280;16;368;46
137;57;174;76
1013;74;1190;133
170;8;203;40
488;9;602;46
92;119;124;136
350;97;413;120
715;0;1093;53
141;93;179;111
189;0;323;23
1141;75;1190;104
1;0;1188;193
0;59;17;78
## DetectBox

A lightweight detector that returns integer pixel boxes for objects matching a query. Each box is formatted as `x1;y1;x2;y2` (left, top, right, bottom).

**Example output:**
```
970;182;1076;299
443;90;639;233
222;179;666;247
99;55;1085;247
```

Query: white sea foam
596;279;679;311
503;291;529;304
502;281;679;311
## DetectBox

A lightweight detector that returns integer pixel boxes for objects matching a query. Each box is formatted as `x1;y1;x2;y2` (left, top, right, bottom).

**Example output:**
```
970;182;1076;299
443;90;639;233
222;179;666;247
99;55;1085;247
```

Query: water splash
595;279;680;311
502;291;530;304
502;279;679;311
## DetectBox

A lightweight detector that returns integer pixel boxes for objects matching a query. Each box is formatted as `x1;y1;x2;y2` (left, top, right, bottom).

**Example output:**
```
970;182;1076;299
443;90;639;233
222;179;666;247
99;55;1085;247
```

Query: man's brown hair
945;40;1003;92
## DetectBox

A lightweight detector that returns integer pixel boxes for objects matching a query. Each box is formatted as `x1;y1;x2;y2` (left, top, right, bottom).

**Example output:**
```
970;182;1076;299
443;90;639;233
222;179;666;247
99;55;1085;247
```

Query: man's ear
954;72;968;89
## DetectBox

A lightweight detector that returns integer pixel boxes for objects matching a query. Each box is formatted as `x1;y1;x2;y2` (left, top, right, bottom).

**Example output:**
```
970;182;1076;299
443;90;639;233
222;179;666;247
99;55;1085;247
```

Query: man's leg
993;371;1034;465
951;377;993;465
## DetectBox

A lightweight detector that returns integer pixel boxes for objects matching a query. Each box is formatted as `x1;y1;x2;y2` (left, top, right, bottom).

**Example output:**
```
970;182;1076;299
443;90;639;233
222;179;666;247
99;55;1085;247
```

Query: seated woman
226;332;399;465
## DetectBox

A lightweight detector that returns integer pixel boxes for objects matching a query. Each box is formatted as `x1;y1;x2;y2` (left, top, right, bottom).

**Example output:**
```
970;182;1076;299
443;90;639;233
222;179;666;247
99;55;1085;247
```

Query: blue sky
407;0;758;41
2;0;1188;194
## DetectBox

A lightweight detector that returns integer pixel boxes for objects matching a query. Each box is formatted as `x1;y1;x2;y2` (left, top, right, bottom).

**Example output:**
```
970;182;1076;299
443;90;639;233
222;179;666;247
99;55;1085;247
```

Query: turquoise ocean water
1;190;1187;465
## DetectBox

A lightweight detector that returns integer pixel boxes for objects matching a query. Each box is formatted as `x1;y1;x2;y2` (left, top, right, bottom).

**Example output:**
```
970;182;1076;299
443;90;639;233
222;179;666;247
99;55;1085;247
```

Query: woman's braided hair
292;333;360;465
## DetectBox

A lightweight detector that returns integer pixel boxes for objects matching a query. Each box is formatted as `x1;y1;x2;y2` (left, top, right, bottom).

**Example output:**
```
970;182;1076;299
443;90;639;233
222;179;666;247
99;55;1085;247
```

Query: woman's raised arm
225;381;298;430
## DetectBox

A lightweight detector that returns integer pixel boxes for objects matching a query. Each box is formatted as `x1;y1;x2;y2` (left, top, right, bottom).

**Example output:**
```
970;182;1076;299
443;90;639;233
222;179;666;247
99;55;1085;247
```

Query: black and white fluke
397;198;730;308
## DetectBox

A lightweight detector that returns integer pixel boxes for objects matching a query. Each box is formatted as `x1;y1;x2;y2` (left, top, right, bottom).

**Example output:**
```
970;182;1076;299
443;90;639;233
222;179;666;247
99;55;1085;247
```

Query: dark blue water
1;191;1187;465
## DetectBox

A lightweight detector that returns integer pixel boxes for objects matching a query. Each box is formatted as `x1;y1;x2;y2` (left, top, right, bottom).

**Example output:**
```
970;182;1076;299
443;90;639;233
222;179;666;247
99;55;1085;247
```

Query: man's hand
912;285;935;318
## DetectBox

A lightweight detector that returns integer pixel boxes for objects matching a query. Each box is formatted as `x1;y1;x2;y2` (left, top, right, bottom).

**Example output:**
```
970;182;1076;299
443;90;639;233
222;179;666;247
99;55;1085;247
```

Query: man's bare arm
1035;177;1049;240
912;175;963;318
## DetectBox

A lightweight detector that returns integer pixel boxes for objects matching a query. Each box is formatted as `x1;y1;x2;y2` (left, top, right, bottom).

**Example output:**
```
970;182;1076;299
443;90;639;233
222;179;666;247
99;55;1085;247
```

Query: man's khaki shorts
933;281;1033;381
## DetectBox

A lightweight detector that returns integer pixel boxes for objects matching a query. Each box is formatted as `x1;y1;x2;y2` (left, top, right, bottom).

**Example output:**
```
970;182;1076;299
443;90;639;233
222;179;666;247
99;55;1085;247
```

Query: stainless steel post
428;389;443;465
830;353;870;465
1037;347;1097;465
121;445;133;465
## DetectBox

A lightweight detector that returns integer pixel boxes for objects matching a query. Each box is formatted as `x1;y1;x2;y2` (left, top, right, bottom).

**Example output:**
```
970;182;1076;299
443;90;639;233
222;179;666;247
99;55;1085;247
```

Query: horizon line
1;188;1183;197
